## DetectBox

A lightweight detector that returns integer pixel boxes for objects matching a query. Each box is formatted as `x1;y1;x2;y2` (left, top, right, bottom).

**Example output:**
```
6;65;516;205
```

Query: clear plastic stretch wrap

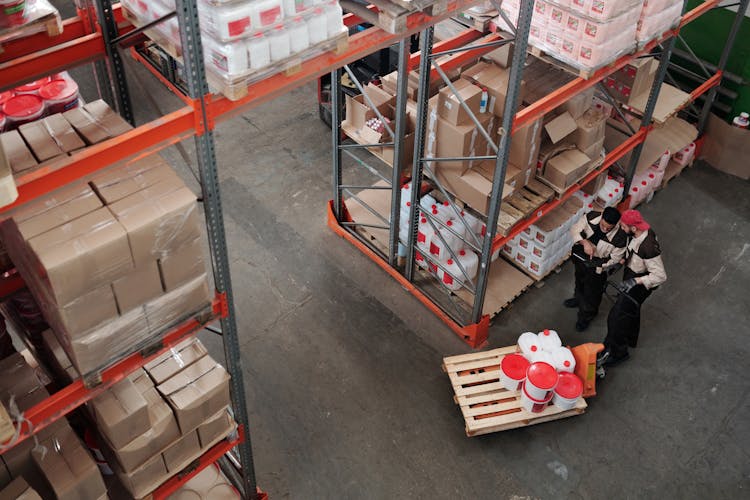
0;156;211;377
636;0;683;43
0;0;57;31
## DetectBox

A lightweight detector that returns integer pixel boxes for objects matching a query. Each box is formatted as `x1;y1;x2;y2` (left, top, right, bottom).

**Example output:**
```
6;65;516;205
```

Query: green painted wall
680;1;750;118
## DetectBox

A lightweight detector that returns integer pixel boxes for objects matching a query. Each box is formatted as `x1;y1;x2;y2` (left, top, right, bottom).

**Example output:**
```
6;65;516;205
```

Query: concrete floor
56;17;749;497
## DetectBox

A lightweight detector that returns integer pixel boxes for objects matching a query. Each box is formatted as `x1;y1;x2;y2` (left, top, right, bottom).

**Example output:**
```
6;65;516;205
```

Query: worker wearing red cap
598;209;667;367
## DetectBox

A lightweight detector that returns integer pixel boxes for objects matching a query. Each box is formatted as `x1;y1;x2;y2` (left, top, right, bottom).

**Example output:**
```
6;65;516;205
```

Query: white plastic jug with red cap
460;210;485;238
537;329;562;352
456;249;478;281
550;346;576;373
652;149;670;172
518;332;541;359
596;178;623;208
437;258;464;291
672;142;696;167
419;194;437;214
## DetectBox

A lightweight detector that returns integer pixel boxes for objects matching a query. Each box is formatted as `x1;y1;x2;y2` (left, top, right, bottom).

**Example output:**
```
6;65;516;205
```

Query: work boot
575;319;590;332
563;297;579;308
604;352;630;367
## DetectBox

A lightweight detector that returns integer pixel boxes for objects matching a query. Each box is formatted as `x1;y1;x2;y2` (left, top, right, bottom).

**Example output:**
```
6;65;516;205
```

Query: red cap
39;79;78;101
459;249;466;256
530;345;538;352
621;209;650;231
3;94;44;118
563;360;571;368
501;353;529;380
447;259;453;265
443;201;449;206
555;372;583;398
641;181;647;186
542;329;551;336
420;217;426;223
526;362;558;390
446;220;453;227
405;201;411;207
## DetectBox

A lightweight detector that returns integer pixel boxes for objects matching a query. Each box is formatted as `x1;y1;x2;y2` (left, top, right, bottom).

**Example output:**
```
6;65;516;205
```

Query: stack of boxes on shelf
602;58;658;107
0;155;211;377
496;0;683;72
502;196;584;278
122;0;347;85
91;339;233;498
0;353;107;498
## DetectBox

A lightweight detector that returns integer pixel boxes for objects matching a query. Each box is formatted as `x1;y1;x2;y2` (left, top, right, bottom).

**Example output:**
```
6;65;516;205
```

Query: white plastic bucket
553;372;584;410
550;346;576;373
500;353;529;392
521;381;554;413
517;331;540;359
537;329;561;352
525;362;558;400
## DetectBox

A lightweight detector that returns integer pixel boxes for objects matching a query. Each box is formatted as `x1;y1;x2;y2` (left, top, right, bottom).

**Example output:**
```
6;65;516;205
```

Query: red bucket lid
0;91;14;106
526;362;558;390
39;79;79;101
16;77;51;93
555;372;583;399
3;94;44;118
501;353;529;380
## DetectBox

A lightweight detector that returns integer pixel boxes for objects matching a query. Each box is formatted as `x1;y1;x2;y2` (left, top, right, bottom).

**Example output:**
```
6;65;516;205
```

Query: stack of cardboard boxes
0;353;107;498
602;58;657;107
91;339;233;498
502;197;584;278
0;156;211;376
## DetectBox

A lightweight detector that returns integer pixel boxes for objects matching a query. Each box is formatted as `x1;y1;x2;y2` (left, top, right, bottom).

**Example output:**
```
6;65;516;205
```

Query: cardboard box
28;207;134;305
162;430;201;473
112;387;180;473
509;109;544;170
611;58;657;105
580;137;605;160
144;274;211;333
62;100;132;145
437;79;483;126
583;169;608;196
0;130;38;173
573;107;607;151
435;167;514;216
18;121;64;162
157;355;231;433
343;88;395;132
484;44;513;68
14;187;102;239
145;338;208;386
91;158;181;205
543;149;591;189
563;87;595;119
41;328;76;382
90;377;150;449
109;181;200;267
32;428;107;500
702;113;750;180
0;477;42;500
544;111;578;144
116;453;167;499
461;61;525;117
58;283;119;335
197;409;233;449
427;99;494;173
112;261;164;313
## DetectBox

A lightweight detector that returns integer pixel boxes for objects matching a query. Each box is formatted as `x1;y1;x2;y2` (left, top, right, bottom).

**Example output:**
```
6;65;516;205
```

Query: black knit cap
602;207;621;224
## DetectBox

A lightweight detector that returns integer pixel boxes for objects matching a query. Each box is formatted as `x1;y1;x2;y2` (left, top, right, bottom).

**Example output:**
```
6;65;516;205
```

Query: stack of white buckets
499;329;584;413
397;183;483;292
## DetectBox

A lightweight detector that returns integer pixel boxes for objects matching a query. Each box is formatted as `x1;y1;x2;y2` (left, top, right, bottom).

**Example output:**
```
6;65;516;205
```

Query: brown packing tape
40;115;85;154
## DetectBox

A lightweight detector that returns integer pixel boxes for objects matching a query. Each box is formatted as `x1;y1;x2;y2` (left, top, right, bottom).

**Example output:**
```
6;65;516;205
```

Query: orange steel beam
327;200;490;347
207;0;481;121
690;70;722;101
491;128;648;254
0;17;89;63
1;295;224;450
0;107;196;214
129;47;194;106
152;426;245;499
680;0;721;26
0;33;105;90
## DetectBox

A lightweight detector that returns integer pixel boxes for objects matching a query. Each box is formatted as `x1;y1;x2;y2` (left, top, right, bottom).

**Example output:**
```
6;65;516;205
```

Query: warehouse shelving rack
0;0;491;497
328;0;746;347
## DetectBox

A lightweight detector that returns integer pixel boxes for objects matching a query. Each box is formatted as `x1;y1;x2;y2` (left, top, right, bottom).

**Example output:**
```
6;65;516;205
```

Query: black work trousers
572;251;607;324
604;284;652;358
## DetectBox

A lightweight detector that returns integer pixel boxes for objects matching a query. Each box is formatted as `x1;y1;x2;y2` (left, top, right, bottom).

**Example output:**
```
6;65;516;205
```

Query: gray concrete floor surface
54;13;749;496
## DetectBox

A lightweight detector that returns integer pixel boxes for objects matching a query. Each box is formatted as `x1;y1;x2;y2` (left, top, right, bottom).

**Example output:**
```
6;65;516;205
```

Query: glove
615;278;637;294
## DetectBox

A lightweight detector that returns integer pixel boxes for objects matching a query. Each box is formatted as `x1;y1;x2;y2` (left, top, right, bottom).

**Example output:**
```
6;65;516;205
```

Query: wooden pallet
497;179;555;235
0;4;62;46
528;45;635;81
505;251;570;283
341;0;446;33
442;346;587;436
453;9;498;32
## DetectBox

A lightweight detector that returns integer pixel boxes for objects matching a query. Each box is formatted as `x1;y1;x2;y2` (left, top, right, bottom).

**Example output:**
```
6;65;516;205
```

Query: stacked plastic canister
0;72;79;132
122;0;346;82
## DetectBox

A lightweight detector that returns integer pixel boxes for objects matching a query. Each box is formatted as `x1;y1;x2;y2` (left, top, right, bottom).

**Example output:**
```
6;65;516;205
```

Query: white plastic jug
268;25;291;61
419;193;437;213
324;0;344;38
537;329;562;352
307;8;328;45
437;258;463;291
416;216;433;248
247;33;271;70
439;219;466;254
550;346;576;373
518;332;541;359
456;249;479;281
460;210;485;238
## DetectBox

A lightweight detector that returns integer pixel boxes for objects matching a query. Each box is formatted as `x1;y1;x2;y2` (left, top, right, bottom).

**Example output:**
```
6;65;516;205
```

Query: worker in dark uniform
565;207;627;332
598;210;667;367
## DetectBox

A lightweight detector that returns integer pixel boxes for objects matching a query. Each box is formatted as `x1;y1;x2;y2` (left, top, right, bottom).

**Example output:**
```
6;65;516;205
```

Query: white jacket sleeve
640;255;667;289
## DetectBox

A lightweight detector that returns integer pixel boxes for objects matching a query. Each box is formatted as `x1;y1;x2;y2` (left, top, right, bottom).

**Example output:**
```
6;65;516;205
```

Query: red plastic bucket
500;353;529;392
0;0;26;27
39;78;80;114
2;94;44;128
521;381;554;413
525;361;558;400
15;77;51;95
552;372;584;410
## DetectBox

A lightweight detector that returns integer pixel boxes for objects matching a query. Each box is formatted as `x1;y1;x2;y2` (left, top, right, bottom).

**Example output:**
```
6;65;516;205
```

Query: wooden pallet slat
443;345;587;436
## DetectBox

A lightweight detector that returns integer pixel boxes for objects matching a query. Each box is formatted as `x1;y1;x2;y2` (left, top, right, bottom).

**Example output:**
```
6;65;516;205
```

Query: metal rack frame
328;0;743;347
0;1;487;497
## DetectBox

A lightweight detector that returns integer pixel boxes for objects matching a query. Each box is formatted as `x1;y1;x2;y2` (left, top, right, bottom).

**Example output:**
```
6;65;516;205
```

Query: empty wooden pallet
442;346;587;436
